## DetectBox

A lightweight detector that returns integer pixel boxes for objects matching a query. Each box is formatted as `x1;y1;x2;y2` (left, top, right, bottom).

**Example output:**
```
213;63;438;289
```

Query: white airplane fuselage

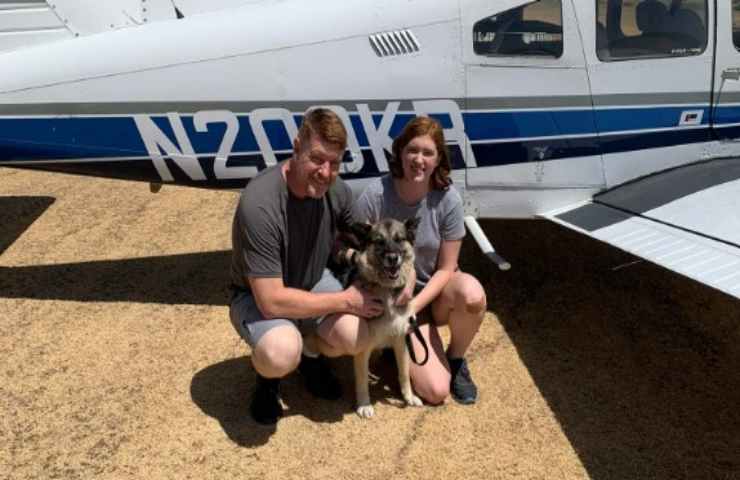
1;0;739;220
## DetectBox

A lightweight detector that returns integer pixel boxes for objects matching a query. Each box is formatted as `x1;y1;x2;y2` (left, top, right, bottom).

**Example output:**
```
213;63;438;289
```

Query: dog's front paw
356;404;375;419
404;394;423;407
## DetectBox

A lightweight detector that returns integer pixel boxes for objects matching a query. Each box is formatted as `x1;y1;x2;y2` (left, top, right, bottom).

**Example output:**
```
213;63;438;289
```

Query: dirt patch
2;168;738;479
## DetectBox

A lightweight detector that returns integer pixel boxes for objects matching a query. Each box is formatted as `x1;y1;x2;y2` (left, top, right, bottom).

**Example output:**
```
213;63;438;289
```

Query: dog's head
349;217;420;288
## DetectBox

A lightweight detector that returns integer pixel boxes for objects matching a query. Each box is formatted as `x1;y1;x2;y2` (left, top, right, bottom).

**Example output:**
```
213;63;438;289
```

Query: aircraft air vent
369;30;420;57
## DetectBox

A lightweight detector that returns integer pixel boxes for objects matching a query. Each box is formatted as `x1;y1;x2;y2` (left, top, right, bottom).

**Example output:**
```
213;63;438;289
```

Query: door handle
721;67;740;81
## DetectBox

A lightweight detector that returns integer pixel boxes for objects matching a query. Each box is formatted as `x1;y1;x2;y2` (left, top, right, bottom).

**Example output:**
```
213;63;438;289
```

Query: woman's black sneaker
298;355;342;400
448;357;478;404
250;374;283;425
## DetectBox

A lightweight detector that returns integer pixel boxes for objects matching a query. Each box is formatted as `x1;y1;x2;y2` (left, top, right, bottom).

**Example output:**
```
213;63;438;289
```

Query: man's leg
295;269;370;399
299;310;369;401
230;291;303;424
251;324;303;378
315;312;369;357
309;269;370;357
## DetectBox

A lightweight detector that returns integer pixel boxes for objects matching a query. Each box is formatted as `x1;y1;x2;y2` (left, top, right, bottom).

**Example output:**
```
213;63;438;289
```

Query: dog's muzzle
382;253;402;279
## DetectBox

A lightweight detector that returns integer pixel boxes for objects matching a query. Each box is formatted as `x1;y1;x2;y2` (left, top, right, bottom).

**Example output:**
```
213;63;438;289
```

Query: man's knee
252;326;303;377
318;314;369;356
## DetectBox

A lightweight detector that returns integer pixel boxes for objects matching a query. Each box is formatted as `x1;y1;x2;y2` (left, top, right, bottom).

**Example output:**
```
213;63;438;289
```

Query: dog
344;217;424;419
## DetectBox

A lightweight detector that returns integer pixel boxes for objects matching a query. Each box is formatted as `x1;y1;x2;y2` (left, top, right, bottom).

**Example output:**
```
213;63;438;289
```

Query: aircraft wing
544;159;740;300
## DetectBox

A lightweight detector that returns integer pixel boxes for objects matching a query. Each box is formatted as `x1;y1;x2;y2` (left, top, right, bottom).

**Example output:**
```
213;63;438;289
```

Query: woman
352;116;487;405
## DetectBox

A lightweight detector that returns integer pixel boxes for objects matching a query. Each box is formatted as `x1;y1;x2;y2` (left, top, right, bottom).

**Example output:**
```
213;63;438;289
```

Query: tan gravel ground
2;167;739;480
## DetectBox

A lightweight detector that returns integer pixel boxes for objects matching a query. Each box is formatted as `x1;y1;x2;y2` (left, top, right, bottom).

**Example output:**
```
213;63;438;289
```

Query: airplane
1;0;739;300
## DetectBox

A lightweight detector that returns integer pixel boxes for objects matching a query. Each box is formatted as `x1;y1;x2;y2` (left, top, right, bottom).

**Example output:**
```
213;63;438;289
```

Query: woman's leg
408;271;487;404
421;271;486;404
408;322;451;405
432;271;486;359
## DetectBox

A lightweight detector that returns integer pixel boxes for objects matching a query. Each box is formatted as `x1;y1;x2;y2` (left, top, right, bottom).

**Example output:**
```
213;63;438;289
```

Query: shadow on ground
0;195;231;305
468;220;740;480
0;196;55;256
0;251;231;305
190;355;405;446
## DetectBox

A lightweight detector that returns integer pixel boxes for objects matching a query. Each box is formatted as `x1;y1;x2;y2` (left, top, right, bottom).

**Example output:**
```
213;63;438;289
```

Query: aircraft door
461;0;605;217
580;0;714;187
712;1;740;146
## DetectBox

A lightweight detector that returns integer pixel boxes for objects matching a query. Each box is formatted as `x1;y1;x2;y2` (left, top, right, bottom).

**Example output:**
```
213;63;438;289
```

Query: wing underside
545;159;740;300
0;0;191;53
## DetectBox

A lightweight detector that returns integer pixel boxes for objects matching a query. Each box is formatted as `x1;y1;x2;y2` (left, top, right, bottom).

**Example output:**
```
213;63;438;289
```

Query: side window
596;0;708;61
473;0;563;58
734;1;740;50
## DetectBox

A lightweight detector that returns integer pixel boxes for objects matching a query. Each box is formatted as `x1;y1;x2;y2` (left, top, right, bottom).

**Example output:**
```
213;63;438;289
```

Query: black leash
405;314;429;366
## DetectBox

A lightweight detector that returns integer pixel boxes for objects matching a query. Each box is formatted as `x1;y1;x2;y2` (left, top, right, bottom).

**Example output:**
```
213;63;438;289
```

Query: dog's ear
404;217;421;244
336;217;368;249
349;222;372;247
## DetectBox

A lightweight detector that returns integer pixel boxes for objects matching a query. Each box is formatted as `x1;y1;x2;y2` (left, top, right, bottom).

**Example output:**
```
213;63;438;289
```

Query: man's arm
248;276;384;319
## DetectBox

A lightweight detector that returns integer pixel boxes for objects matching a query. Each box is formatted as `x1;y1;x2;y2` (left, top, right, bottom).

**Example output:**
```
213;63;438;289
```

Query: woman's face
400;134;439;185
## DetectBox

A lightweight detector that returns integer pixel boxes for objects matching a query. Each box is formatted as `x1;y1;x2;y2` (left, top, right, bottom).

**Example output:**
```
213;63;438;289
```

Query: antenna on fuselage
168;0;185;18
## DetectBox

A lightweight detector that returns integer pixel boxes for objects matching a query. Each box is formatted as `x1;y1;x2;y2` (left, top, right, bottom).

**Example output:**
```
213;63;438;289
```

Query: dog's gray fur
351;218;423;418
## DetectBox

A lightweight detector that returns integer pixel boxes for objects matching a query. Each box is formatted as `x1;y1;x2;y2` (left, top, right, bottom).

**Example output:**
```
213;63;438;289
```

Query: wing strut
464;216;511;271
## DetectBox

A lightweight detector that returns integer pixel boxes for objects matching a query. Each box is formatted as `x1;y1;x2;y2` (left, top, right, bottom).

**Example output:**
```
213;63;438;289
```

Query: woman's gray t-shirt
352;175;466;289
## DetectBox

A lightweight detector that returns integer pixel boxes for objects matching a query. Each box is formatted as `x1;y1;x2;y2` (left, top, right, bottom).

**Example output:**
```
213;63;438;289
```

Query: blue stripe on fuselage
0;117;147;160
463;109;597;140
0;104;729;168
595;106;710;132
711;105;740;127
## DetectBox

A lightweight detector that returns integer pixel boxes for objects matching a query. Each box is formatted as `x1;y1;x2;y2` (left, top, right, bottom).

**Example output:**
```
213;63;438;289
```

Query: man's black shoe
298;355;342;400
250;374;283;425
448;357;478;405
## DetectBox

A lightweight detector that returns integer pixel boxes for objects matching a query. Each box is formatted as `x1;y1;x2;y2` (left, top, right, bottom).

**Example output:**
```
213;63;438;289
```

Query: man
230;108;382;425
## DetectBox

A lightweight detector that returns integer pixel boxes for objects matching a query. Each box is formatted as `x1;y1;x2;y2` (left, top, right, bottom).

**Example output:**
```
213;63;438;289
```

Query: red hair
389;116;451;190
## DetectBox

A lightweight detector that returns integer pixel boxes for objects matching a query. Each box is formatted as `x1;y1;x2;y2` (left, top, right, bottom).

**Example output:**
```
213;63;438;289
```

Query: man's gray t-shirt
352;175;466;289
231;163;353;292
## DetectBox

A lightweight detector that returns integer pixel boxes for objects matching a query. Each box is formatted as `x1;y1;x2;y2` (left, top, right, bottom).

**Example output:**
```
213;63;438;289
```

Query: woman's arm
410;239;462;313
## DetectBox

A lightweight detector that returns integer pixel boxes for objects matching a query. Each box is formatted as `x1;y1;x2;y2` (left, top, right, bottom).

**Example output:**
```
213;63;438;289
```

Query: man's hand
344;284;384;318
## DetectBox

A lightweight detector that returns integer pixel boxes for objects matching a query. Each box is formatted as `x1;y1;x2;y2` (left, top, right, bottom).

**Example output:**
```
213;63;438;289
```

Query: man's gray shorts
229;269;344;348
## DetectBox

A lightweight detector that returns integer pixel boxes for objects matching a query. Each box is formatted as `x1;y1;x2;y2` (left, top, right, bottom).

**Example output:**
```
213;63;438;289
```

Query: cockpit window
596;0;708;61
733;1;740;51
473;0;563;58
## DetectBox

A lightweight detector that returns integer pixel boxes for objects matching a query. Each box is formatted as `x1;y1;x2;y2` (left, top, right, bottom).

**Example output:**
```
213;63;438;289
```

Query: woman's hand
395;284;414;307
396;267;416;307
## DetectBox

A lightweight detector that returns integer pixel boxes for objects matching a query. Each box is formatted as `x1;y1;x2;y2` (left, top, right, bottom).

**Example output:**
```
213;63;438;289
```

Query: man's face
292;134;344;198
